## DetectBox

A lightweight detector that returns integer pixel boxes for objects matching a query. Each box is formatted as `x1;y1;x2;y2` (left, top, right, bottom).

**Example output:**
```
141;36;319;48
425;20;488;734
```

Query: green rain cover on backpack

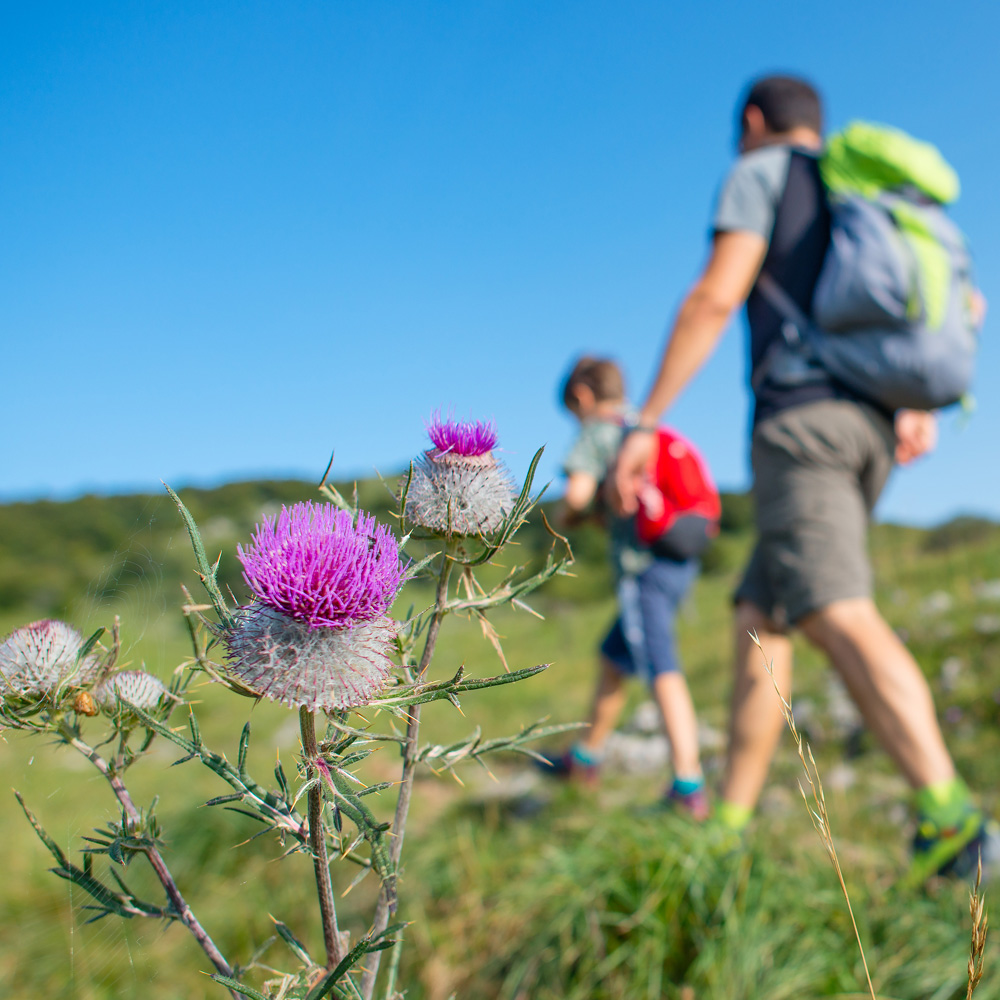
759;121;981;412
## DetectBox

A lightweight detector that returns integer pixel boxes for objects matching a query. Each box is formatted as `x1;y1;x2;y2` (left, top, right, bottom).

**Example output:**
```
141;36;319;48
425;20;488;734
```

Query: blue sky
2;1;998;525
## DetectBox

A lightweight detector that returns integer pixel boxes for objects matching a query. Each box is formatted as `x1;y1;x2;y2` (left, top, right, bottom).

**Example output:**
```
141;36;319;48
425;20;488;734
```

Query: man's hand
894;409;938;465
610;430;656;515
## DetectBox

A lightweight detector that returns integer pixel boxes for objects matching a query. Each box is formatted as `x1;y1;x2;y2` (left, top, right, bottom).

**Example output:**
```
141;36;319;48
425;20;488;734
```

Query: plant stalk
361;548;454;999
65;732;237;994
300;706;344;969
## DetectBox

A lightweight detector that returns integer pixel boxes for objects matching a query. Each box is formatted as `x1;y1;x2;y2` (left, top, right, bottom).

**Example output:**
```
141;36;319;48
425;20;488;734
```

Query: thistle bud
406;415;516;537
93;671;173;716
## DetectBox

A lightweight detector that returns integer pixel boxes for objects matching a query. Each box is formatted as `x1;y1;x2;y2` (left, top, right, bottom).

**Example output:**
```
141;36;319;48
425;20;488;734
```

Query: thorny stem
382;918;405;1000
300;706;344;970
64;730;237;996
361;546;455;999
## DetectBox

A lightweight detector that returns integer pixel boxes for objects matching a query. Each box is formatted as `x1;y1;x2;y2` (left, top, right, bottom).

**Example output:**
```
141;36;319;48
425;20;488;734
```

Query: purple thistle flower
0;620;101;705
407;417;515;536
236;503;405;629
225;502;404;713
224;605;398;712
426;414;499;457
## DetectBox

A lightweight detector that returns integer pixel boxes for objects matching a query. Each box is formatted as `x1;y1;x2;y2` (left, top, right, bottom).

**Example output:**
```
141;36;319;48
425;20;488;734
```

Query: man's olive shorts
734;399;896;626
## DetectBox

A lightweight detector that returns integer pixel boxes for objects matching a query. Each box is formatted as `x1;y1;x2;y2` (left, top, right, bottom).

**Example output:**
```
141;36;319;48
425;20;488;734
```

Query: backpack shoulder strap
755;271;811;331
750;272;820;393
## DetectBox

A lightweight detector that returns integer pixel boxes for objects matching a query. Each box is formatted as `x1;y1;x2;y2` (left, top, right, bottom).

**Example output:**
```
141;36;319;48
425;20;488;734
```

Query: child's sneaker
534;748;601;787
908;809;1000;885
664;783;711;822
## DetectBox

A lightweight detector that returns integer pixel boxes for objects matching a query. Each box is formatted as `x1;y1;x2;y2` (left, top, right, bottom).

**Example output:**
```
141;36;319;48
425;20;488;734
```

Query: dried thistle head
406;415;515;537
224;502;405;713
0;620;101;709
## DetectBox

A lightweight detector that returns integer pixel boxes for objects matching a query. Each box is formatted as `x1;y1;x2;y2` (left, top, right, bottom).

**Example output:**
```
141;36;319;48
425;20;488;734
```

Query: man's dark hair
560;356;625;409
740;74;823;135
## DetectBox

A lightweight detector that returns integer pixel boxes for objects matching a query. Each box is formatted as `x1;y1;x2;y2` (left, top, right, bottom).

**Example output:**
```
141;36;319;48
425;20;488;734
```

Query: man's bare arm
613;230;767;513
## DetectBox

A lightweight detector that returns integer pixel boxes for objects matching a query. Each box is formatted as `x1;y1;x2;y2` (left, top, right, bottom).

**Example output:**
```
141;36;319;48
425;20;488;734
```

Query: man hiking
612;74;996;883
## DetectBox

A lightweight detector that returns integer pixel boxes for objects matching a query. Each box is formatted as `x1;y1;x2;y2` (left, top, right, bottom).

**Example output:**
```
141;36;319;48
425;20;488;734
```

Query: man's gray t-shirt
711;144;842;425
712;145;792;240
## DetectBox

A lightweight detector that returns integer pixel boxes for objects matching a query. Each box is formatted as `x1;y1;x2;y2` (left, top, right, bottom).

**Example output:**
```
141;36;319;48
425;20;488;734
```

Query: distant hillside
0;475;997;626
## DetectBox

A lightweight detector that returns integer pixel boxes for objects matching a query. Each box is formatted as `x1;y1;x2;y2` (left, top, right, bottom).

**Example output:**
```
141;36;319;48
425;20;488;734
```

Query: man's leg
719;601;794;821
797;595;998;883
797;597;954;788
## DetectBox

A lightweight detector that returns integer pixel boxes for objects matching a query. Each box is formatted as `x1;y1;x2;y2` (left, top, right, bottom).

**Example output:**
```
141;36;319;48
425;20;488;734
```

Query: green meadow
0;479;998;999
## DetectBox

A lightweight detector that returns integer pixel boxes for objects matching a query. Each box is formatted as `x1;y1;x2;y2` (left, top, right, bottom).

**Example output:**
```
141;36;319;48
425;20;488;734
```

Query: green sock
716;800;752;832
915;777;977;829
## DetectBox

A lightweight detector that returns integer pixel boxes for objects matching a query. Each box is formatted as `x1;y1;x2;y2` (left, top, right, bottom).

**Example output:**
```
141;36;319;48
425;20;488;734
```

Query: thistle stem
64;732;237;994
300;706;344;969
361;547;454;999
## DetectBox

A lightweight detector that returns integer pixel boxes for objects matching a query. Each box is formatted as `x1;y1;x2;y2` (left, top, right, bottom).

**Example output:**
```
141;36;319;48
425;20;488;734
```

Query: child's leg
652;671;701;779
578;656;628;756
623;558;705;799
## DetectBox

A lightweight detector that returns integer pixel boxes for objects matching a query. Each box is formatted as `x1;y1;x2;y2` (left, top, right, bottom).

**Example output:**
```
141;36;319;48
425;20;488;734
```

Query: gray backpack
755;123;980;412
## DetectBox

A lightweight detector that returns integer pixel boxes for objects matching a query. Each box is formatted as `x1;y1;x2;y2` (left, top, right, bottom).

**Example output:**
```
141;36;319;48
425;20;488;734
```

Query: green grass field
1;482;998;998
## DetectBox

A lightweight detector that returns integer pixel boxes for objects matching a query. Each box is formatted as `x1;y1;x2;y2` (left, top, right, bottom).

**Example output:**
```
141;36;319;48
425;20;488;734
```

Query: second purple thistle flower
407;416;516;537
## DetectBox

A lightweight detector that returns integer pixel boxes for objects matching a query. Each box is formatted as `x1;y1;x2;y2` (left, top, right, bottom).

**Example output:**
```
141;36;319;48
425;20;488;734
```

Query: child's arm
558;471;600;528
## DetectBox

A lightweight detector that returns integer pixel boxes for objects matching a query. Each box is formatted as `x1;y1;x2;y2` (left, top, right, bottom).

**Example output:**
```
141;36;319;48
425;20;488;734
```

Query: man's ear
741;104;767;149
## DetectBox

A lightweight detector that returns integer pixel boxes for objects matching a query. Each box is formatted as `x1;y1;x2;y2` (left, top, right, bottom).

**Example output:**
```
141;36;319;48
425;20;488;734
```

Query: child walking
544;356;714;820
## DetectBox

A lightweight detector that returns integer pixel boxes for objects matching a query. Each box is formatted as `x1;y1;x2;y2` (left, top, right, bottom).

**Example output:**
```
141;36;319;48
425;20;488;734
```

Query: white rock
826;763;856;792
759;784;795;816
919;590;953;616
826;675;863;735
940;656;963;692
698;723;726;751
974;579;1000;602
604;731;670;773
974;615;1000;636
625;700;663;736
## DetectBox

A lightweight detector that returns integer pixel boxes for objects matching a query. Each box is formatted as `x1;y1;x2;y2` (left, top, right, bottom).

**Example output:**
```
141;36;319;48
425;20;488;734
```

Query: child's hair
560;356;625;409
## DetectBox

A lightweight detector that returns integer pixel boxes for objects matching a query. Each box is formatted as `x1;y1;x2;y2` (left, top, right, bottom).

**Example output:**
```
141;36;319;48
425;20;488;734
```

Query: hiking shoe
908;809;1000;885
534;749;601;787
664;784;711;822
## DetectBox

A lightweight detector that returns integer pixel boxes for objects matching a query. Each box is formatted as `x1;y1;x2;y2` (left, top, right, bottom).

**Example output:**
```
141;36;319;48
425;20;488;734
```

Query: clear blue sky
2;1;998;525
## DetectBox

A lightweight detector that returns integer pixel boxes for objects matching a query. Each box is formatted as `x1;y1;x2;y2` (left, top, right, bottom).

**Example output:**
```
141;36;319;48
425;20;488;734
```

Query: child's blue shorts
600;557;698;681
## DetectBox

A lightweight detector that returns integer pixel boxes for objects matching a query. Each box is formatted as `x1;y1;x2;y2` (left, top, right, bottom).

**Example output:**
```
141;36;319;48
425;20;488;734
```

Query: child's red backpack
635;428;721;560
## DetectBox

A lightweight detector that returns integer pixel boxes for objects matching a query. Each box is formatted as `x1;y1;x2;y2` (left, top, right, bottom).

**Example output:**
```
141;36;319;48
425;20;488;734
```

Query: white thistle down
224;604;397;712
0;620;101;705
